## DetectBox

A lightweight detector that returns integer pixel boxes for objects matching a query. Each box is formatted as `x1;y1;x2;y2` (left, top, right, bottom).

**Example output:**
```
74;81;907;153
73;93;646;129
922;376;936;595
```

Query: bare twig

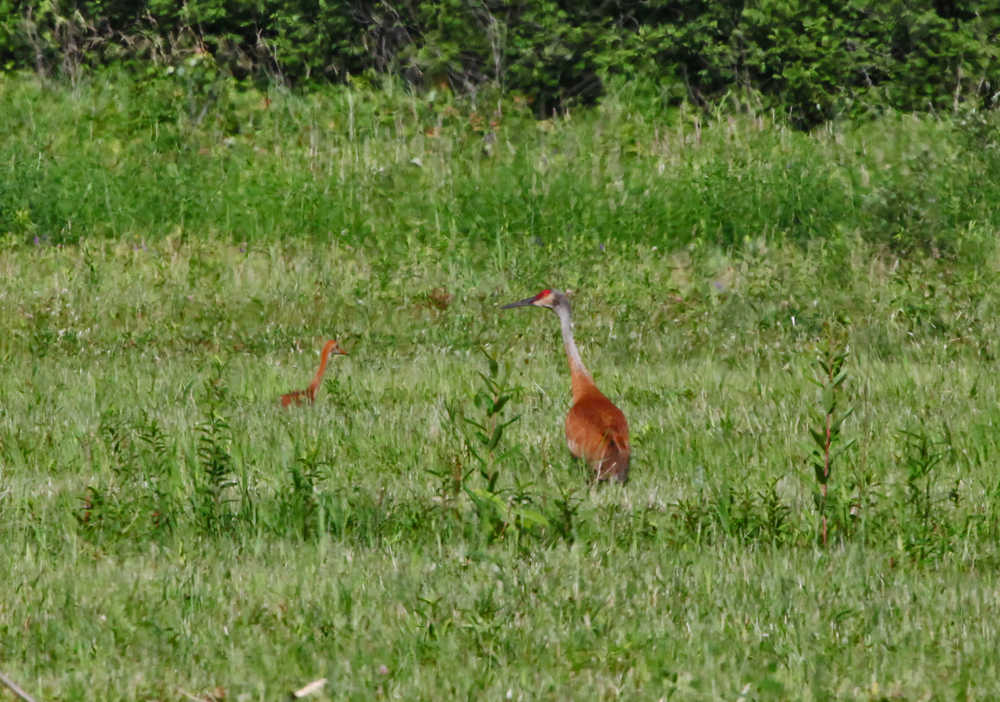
21;7;48;79
0;670;41;702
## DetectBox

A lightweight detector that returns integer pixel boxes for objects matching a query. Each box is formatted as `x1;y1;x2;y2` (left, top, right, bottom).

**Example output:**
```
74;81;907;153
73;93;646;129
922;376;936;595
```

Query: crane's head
322;339;348;356
501;289;569;312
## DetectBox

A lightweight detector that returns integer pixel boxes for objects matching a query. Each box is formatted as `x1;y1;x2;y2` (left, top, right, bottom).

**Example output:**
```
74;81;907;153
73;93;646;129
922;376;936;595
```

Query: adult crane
280;339;347;407
502;289;631;484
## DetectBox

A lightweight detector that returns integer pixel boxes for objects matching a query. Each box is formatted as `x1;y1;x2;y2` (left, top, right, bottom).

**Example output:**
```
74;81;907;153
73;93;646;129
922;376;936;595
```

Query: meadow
3;69;1000;701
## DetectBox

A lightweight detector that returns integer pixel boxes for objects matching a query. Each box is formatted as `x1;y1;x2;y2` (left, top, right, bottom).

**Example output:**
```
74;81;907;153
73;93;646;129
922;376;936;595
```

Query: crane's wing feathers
566;392;630;484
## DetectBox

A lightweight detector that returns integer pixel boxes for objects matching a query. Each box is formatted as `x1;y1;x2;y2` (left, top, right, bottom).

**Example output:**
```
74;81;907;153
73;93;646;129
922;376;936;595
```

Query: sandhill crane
502;289;631;484
280;339;347;407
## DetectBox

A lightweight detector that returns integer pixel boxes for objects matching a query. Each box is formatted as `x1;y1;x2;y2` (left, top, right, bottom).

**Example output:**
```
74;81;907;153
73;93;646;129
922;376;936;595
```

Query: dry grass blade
0;670;40;702
291;678;327;698
178;688;225;702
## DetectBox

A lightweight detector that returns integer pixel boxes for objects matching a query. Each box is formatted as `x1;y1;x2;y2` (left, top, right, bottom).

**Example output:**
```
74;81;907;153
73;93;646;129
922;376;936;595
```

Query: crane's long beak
501;297;537;309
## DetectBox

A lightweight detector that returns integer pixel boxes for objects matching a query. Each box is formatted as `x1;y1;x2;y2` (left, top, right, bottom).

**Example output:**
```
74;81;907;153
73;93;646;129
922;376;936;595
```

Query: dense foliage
3;71;1000;252
2;0;999;123
5;57;1000;701
7;166;1000;699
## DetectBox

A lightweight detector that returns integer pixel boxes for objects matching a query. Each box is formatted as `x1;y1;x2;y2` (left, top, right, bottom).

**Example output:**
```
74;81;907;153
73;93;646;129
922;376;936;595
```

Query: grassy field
4;71;1000;701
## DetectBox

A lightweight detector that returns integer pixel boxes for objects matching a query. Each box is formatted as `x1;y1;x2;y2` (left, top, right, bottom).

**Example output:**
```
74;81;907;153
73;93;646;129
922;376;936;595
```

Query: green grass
2;68;999;253
4;71;1000;701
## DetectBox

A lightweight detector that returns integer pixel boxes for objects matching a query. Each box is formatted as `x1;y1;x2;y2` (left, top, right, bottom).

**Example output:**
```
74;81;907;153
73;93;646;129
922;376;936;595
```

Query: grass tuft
4;71;1000;700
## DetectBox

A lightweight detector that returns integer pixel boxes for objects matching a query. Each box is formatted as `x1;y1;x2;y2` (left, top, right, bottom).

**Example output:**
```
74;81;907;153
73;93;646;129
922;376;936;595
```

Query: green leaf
492;395;510;415
831;368;848;388
829;438;857;461
464;418;487;431
489;423;504;450
468;488;507;517
512;506;550;529
500;414;522;429
822;387;836;414
464;443;484;467
831;407;855;432
494;448;521;464
810;427;827;449
814;463;830;485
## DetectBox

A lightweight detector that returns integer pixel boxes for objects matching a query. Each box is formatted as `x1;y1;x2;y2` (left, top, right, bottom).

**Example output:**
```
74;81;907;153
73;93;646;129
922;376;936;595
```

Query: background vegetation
3;66;1000;253
3;68;1000;699
3;0;1000;694
2;0;999;124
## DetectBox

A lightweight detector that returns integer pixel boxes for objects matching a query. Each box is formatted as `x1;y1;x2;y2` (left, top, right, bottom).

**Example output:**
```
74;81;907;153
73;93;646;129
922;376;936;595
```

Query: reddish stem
822;362;834;546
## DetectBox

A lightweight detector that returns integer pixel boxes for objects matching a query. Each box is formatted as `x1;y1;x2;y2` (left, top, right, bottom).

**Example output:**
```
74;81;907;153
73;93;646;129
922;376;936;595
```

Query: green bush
2;0;998;122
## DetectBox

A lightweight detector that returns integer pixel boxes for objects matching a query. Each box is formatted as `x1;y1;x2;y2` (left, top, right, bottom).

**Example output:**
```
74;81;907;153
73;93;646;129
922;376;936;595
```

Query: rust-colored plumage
502;289;631;484
280;339;347;407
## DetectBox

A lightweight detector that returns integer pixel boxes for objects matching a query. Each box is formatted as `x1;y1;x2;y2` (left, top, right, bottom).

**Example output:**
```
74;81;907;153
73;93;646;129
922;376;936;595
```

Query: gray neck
555;303;590;378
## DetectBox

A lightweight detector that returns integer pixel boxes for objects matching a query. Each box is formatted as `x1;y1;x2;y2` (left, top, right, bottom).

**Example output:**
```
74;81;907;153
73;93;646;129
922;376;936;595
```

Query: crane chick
280;339;347;407
502;289;631;484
